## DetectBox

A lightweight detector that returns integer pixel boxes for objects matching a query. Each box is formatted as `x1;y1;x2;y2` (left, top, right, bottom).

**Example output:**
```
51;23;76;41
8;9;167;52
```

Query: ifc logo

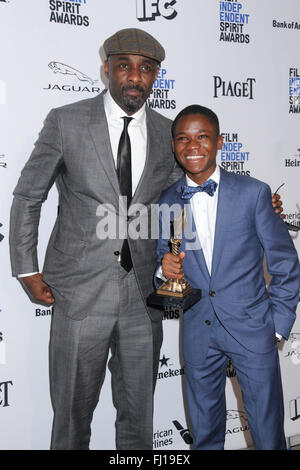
136;0;177;21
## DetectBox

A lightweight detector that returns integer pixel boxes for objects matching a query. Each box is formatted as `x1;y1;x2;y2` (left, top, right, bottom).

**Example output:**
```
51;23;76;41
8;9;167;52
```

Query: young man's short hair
171;105;220;138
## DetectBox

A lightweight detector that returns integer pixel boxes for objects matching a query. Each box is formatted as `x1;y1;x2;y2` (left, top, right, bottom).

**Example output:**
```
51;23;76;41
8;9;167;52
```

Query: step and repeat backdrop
0;0;299;450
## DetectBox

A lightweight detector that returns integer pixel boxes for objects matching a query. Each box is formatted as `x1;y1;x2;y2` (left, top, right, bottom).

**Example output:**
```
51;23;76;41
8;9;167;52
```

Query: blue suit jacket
157;168;300;362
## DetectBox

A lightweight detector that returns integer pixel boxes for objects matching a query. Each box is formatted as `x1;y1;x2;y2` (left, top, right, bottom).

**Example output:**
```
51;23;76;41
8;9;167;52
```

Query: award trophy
147;209;201;312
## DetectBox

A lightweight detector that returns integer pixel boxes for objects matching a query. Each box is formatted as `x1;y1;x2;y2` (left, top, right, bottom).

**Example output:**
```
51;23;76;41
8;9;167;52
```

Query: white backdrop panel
0;0;299;450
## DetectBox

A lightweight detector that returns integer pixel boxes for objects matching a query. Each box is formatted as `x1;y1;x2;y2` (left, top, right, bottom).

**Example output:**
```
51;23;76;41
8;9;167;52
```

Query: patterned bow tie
181;179;218;199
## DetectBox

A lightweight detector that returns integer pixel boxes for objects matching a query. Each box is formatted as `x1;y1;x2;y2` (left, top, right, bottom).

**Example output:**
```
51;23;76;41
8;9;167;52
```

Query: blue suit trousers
184;317;286;450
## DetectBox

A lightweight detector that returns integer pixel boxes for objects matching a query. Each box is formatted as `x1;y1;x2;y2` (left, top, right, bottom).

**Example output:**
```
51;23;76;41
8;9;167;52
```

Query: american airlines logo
172;420;193;445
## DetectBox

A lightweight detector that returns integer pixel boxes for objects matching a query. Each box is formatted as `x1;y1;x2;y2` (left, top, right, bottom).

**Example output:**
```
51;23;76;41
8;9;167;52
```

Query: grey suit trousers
49;265;163;450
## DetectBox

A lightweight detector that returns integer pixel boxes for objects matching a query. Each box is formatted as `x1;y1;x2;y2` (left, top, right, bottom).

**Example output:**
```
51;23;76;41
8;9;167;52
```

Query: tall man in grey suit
9;28;182;450
9;28;283;450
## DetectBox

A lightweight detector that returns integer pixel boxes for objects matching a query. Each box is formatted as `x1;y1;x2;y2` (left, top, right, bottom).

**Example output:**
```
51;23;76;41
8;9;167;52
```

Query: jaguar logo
48;61;98;85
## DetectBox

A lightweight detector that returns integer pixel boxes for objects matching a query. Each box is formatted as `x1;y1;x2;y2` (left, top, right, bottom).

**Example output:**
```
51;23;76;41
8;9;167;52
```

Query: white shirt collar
186;165;220;187
103;89;146;126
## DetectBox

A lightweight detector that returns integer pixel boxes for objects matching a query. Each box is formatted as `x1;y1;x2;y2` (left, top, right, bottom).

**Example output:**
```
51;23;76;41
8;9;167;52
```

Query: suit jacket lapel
132;106;162;206
88;91;120;201
210;168;236;282
185;210;211;283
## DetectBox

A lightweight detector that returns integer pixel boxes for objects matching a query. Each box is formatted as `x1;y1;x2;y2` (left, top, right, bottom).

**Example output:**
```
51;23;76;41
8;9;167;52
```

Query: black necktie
117;116;133;272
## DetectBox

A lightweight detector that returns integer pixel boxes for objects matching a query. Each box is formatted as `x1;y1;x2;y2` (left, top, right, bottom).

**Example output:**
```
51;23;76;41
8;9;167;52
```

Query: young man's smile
172;113;223;185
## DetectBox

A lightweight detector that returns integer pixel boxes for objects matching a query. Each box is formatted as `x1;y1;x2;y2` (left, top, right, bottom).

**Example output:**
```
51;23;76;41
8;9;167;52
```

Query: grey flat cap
104;28;165;63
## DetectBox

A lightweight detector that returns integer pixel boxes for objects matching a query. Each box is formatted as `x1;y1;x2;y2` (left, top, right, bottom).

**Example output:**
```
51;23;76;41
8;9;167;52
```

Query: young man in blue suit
157;105;300;450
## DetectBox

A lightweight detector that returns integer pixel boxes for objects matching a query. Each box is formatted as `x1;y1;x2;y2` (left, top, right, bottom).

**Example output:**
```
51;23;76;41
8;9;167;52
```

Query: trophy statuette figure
147;209;201;311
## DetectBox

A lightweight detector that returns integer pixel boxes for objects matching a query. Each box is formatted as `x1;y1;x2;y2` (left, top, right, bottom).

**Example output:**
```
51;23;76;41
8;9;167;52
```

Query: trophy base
156;286;193;298
156;278;193;298
147;288;202;312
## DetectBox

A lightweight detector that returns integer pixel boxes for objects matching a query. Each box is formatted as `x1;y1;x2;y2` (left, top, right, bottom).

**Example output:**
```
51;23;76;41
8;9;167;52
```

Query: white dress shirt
103;88;147;195
186;166;220;275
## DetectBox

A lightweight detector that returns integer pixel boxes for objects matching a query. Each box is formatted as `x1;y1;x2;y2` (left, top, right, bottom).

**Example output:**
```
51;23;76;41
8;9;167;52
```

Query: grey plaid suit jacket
9;91;182;321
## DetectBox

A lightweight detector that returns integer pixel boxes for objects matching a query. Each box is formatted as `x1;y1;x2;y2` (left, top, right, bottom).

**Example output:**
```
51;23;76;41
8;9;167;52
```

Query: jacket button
205;320;211;326
114;251;120;256
209;291;216;297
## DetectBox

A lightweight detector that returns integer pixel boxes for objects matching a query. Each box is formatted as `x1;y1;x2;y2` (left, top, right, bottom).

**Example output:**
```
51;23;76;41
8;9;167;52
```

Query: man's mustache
122;85;145;94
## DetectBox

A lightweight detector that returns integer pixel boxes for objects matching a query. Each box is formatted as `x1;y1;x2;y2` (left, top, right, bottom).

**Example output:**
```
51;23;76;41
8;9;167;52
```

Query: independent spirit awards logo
147;68;176;110
43;61;100;93
136;0;178;21
213;76;255;99
49;0;89;27
163;305;180;320
220;132;251;176
289;68;300;114
219;0;250;44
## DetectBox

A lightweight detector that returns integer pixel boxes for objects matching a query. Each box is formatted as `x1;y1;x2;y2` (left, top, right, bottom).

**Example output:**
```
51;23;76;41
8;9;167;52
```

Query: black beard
121;85;146;113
